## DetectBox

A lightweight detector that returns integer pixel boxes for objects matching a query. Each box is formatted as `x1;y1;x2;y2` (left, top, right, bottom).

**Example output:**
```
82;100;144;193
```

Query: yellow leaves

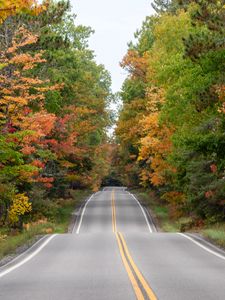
162;191;186;205
0;234;7;241
0;63;8;70
8;193;32;224
66;174;82;183
145;86;165;113
139;169;152;187
140;113;159;134
3;95;28;105
73;106;96;116
18;166;39;183
137;86;175;187
162;191;186;219
152;10;191;54
0;0;45;23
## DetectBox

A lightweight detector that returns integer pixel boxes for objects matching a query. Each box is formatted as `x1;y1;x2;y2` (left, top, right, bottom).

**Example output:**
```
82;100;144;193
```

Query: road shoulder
131;189;225;252
0;189;91;268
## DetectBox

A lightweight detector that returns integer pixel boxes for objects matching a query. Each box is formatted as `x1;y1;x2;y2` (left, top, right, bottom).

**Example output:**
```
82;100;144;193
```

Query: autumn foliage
0;0;112;228
116;1;225;222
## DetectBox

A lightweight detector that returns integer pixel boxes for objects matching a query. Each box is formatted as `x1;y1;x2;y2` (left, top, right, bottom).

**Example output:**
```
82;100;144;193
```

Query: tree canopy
0;0;112;227
116;0;225;222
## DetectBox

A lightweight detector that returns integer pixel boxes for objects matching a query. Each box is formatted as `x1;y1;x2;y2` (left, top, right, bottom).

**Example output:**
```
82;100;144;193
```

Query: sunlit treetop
0;0;48;23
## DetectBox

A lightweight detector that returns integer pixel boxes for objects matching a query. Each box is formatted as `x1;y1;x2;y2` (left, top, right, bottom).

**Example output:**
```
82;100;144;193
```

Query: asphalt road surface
0;187;225;300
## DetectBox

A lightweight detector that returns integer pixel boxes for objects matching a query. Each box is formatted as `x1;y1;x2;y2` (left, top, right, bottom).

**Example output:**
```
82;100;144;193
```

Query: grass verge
202;224;225;249
0;189;91;261
132;189;225;250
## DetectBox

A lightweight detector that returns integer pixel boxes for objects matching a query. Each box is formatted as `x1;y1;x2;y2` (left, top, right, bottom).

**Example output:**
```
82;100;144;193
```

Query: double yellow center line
111;190;157;300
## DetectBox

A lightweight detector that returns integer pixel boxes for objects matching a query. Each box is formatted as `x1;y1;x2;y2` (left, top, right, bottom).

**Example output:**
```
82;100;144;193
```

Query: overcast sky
71;0;154;93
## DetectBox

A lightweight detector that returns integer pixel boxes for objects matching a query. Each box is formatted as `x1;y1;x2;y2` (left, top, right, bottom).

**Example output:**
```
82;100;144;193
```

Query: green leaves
0;0;112;228
116;0;225;222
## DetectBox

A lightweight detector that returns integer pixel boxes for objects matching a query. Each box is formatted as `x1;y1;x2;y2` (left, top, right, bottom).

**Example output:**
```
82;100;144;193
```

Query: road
0;187;225;299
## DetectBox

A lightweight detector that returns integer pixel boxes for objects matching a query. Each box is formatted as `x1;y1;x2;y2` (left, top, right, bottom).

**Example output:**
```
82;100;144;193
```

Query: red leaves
210;164;217;173
32;160;45;169
21;111;57;138
37;177;54;183
36;177;54;189
21;145;36;155
205;190;214;199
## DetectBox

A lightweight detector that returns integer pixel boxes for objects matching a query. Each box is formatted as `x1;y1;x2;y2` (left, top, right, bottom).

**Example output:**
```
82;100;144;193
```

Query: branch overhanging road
0;187;225;300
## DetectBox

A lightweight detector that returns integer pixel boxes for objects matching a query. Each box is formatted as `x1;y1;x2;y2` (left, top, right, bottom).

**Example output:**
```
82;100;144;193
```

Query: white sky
71;0;154;93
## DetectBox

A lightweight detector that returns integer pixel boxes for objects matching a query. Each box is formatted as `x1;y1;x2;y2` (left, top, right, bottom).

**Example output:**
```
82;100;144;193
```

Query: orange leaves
6;32;46;72
145;86;165;113
7;27;39;53
138;87;175;187
21;111;57;138
31;160;45;169
117;47;175;188
116;98;147;145
121;50;148;80
162;191;186;205
0;0;46;23
21;145;36;155
0;27;48;129
36;83;64;92
0;26;60;193
36;177;54;188
161;191;186;217
217;85;225;114
10;53;46;70
0;0;112;210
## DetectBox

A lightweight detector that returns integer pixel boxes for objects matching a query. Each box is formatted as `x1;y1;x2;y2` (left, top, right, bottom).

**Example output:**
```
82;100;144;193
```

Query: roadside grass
132;189;225;249
132;189;182;232
0;222;56;261
0;189;91;261
202;224;225;249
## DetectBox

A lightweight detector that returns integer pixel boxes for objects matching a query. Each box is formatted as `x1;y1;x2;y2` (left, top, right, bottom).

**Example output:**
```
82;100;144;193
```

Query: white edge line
128;192;153;233
0;235;49;269
0;234;57;278
178;233;225;261
71;202;84;234
75;193;95;234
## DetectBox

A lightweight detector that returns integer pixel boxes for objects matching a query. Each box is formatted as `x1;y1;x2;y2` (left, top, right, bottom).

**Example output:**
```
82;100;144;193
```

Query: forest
0;0;112;234
0;2;224;298
116;0;225;225
0;0;224;243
